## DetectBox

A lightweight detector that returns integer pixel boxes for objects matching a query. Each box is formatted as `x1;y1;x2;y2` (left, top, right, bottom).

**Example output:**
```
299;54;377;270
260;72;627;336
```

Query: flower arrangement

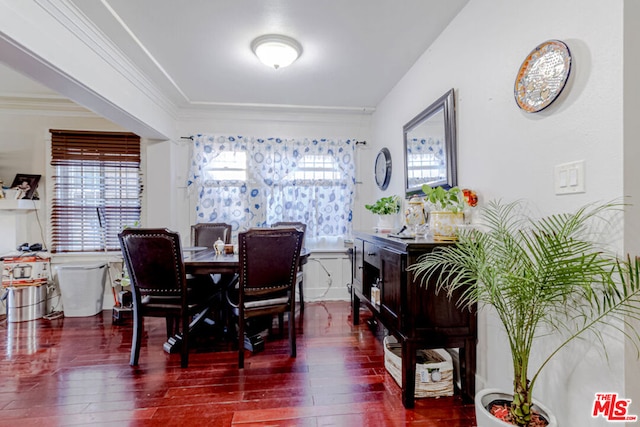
462;188;478;208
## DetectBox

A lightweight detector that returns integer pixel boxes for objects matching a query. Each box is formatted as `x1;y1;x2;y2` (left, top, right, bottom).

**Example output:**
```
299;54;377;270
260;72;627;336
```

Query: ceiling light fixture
251;34;302;70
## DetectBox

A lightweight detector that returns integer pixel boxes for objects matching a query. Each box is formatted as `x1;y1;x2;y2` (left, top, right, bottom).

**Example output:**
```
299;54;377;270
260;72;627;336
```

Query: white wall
302;250;352;302
369;0;631;425
623;0;640;410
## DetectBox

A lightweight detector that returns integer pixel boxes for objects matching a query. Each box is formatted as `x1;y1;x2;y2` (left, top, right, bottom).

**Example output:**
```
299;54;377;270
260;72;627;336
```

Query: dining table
162;246;309;354
183;247;242;275
183;246;310;275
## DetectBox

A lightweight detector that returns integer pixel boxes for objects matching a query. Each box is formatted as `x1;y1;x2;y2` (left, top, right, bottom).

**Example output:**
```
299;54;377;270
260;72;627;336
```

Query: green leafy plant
421;185;466;213
409;199;640;426
364;195;401;215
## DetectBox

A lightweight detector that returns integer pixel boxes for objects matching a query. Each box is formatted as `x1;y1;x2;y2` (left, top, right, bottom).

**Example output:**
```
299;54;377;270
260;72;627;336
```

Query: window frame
49;129;142;253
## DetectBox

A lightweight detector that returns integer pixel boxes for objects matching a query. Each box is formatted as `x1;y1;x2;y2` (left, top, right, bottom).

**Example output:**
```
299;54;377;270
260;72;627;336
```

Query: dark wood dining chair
191;222;232;247
119;228;216;368
271;221;306;312
191;222;236;334
227;227;304;368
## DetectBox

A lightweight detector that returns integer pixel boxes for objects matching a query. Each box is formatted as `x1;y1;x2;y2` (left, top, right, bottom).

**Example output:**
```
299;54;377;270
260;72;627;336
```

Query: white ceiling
0;0;469;111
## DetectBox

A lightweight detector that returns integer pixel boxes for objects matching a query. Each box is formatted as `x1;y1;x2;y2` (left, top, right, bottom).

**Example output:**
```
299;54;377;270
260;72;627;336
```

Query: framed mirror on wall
403;88;457;196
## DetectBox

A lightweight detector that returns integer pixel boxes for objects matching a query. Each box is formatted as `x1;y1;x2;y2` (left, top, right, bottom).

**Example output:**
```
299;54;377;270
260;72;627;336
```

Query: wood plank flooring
0;301;476;426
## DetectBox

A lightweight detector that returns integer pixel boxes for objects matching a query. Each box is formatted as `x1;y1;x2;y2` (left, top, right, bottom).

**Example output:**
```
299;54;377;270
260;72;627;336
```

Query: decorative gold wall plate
514;40;572;113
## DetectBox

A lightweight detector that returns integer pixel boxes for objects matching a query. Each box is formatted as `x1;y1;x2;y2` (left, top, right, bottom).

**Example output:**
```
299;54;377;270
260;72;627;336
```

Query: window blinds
50;130;142;253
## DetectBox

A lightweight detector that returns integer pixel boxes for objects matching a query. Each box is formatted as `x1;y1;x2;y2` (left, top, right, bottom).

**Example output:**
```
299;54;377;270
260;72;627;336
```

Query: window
50;130;142;253
407;151;446;185
190;135;356;239
205;151;247;181
288;154;341;182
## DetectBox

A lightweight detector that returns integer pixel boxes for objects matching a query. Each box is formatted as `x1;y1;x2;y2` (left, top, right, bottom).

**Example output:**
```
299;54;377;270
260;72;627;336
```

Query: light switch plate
555;160;585;194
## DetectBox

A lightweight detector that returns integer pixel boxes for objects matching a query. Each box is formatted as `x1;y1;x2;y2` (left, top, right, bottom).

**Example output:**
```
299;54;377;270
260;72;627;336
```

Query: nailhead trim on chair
239;230;302;290
123;232;185;292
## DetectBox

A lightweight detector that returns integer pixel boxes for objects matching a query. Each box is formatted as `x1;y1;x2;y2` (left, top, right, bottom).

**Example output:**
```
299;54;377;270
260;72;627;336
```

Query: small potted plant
365;195;401;230
410;199;640;426
421;185;469;240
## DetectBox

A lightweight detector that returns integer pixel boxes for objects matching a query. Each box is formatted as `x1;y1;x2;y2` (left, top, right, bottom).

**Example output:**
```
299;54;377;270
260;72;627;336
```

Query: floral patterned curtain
188;134;356;239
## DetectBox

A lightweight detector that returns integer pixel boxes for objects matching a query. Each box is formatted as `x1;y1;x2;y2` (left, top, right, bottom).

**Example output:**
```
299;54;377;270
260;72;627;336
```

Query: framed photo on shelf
10;174;41;200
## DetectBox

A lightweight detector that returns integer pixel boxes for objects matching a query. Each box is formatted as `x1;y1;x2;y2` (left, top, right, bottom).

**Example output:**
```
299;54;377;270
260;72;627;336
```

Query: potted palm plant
365;195;401;230
410;199;640;427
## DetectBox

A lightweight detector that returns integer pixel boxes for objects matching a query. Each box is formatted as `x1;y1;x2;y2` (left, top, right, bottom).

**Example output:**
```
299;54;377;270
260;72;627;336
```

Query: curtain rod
181;136;366;145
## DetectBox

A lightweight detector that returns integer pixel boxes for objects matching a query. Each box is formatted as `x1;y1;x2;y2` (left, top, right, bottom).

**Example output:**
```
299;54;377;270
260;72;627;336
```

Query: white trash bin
55;262;108;317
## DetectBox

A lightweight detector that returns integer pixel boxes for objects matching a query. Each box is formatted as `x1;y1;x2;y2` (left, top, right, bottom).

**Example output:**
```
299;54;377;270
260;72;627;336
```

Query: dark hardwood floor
0;301;476;426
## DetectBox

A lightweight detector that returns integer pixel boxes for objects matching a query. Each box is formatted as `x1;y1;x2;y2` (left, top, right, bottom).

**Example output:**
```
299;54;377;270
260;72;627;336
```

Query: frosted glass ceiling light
251;34;302;69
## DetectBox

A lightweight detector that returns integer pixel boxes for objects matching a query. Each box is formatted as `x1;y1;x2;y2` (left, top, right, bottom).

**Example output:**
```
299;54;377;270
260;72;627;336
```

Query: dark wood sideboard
350;231;477;408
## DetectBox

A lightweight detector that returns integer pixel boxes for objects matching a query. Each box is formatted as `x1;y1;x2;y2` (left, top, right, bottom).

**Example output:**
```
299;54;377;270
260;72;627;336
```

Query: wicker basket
383;335;453;398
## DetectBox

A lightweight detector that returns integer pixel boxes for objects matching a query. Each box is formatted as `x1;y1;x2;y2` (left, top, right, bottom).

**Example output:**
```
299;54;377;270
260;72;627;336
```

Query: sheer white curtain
188;134;356;239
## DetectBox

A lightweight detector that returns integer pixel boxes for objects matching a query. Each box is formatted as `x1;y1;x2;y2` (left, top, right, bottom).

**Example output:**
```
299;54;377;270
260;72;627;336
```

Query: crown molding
33;0;178;119
0;94;98;117
181;101;375;117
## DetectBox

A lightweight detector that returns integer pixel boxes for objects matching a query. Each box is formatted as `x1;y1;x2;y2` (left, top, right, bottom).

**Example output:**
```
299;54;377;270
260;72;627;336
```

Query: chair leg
238;313;245;369
165;316;175;339
289;308;296;358
225;305;234;341
130;308;143;366
298;278;304;312
278;313;284;336
180;312;189;368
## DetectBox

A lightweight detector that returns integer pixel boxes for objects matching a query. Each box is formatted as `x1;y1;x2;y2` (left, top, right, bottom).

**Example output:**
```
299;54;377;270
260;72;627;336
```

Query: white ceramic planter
475;389;557;427
377;214;397;230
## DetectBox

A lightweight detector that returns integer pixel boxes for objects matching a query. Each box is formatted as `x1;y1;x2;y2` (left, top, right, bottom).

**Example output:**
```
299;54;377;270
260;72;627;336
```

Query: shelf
0;199;41;210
